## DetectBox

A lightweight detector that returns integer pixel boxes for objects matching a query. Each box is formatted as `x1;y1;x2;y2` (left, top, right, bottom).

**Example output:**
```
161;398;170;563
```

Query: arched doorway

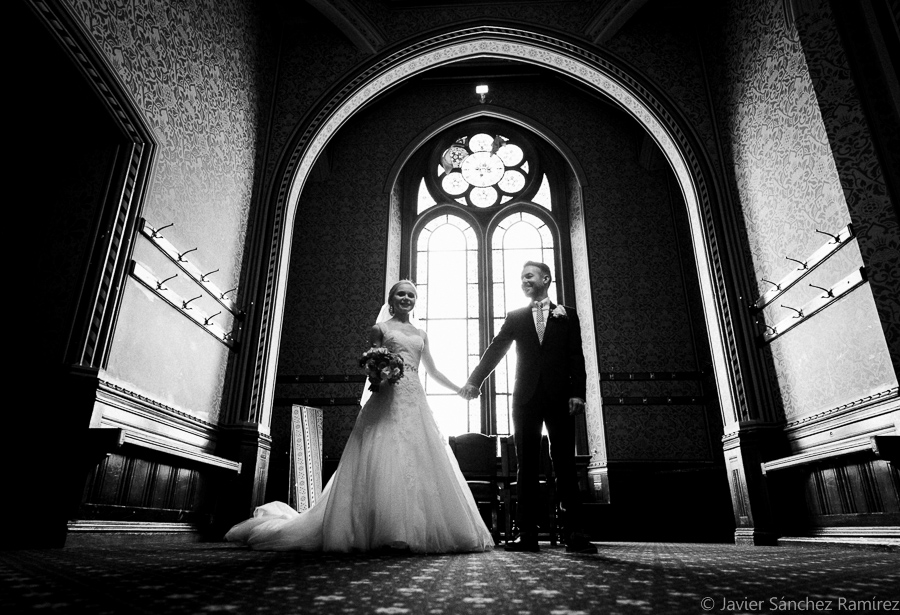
244;28;742;473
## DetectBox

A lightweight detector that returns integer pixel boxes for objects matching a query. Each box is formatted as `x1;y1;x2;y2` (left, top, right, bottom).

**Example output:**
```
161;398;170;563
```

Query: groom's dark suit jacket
468;302;586;407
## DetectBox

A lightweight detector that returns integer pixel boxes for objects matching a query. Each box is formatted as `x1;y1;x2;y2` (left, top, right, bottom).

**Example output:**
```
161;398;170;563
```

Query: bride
225;280;494;553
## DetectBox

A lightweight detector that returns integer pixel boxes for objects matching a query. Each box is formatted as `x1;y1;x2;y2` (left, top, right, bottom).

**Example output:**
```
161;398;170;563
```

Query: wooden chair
448;433;501;542
500;434;559;545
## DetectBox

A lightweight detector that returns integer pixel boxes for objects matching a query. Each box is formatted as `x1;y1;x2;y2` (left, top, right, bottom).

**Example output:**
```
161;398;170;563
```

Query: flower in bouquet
359;347;405;392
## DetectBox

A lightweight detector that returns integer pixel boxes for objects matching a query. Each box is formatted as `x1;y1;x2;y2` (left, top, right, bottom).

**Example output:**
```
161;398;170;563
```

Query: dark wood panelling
172;467;195;511
796;459;900;527
80;451;216;525
148;465;171;509
124;459;152;508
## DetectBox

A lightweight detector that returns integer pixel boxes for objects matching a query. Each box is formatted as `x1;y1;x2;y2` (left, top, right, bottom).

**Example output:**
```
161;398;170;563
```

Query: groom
460;262;596;554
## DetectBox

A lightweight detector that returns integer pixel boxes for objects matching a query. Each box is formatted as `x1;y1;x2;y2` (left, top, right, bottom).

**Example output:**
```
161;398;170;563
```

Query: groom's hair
523;260;551;280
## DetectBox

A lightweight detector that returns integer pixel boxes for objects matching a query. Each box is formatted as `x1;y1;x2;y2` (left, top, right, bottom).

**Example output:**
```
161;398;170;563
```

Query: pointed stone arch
244;27;747;460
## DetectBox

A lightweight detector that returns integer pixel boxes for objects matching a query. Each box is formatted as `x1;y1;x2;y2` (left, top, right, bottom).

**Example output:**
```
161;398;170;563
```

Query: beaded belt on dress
404;364;418;373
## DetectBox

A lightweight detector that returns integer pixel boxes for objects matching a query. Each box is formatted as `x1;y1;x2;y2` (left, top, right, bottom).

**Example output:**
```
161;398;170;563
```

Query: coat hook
785;256;808;269
780;304;804;318
762;279;781;290
150;222;174;238
809;283;834;298
815;228;841;243
756;319;777;335
177;247;198;262
182;295;202;309
201;269;219;282
221;288;237;299
156;274;177;290
203;311;221;326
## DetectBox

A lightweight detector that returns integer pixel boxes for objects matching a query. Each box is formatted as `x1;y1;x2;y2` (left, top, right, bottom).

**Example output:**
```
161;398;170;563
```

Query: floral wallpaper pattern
354;0;598;44
64;0;278;421
706;0;897;420
260;15;369;200
792;0;900;361
604;405;712;461
605;2;720;178
66;0;275;294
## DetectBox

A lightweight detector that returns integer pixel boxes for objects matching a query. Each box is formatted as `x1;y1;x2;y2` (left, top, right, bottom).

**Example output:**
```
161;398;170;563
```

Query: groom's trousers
512;384;585;539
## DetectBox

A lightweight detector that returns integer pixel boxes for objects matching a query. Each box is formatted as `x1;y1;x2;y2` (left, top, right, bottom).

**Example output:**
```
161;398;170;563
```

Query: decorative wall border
783;386;899;435
96;376;220;431
241;26;748;460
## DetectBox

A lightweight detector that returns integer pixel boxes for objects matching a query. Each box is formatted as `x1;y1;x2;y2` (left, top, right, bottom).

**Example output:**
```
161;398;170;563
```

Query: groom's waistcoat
469;304;587;407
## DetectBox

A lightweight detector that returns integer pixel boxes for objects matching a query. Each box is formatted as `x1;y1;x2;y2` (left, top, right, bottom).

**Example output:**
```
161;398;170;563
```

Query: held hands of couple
458;385;581;413
458;383;480;400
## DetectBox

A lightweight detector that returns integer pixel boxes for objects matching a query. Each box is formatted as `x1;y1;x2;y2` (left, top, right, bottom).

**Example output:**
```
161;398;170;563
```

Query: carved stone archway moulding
248;27;749;452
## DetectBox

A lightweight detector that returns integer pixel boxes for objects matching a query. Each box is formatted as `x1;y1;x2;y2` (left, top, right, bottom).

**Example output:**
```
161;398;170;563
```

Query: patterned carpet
2;541;898;614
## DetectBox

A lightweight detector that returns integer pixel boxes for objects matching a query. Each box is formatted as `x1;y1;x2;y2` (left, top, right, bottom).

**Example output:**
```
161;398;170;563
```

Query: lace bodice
380;323;425;370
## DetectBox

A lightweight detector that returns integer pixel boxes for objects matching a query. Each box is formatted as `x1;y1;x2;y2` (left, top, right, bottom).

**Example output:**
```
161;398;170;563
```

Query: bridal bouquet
359;347;404;392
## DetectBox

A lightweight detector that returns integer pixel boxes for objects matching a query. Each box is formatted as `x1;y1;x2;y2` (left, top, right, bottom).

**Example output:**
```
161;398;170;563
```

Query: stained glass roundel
441;172;468;195
470;186;498;207
445;145;468;168
428;123;540;209
461;151;505;187
496;143;524;166
499;170;525;193
468;133;495;152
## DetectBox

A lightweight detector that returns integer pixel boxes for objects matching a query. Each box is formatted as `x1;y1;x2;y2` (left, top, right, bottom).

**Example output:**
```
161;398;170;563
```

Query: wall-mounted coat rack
761;266;867;343
131;260;238;348
276;374;367;384
752;224;854;311
140;219;240;317
599;371;704;381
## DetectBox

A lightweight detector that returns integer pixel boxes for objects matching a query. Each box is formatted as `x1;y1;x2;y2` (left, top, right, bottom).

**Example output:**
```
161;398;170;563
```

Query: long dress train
225;325;494;553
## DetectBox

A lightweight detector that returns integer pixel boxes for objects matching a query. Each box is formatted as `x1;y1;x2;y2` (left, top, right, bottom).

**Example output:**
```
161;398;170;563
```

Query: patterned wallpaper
791;0;900;360
260;14;369;203
605;2;720;177
604;406;712;461
274;75;711;461
354;0;598;44
64;0;278;421
705;0;897;420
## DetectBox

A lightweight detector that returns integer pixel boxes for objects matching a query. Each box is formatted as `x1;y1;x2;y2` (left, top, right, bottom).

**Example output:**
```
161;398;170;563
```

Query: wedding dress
225;324;494;553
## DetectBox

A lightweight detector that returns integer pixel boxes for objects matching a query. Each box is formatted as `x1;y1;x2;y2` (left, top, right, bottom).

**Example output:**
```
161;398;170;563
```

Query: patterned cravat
534;301;545;344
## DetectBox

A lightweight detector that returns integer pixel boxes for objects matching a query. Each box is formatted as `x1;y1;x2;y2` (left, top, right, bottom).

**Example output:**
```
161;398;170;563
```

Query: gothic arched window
406;120;570;437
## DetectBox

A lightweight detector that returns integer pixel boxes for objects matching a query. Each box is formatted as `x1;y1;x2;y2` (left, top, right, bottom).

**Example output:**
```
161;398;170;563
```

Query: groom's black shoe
564;533;597;554
504;535;540;552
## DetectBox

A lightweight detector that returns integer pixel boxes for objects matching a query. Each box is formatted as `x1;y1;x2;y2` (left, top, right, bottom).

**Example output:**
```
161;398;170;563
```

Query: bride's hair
387;279;417;315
